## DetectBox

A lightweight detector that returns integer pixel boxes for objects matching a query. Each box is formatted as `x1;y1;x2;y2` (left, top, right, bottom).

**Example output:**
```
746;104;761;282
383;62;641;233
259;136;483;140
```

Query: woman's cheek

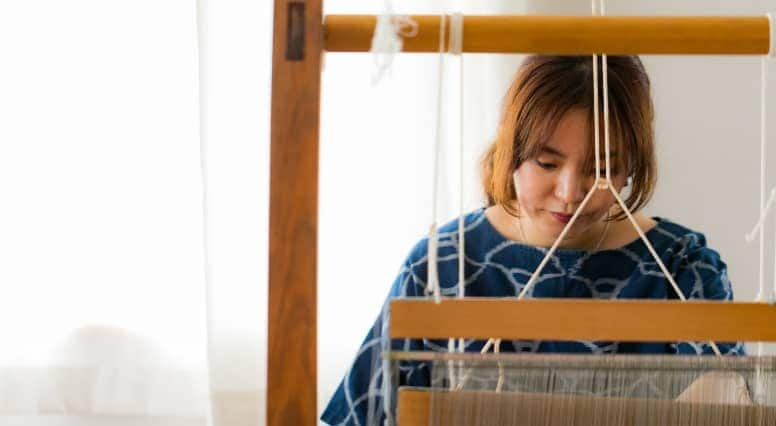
590;194;616;215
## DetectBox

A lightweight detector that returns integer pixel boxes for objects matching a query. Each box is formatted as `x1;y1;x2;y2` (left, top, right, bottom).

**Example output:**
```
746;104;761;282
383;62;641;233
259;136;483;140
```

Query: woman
321;55;744;426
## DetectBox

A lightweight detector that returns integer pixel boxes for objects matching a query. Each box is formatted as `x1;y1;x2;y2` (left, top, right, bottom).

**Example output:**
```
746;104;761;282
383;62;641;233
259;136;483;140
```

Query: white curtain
1;0;275;421
196;0;271;424
0;0;210;424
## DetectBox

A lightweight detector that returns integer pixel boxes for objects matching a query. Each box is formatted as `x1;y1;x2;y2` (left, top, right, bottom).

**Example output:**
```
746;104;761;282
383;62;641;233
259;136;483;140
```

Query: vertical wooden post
268;0;321;424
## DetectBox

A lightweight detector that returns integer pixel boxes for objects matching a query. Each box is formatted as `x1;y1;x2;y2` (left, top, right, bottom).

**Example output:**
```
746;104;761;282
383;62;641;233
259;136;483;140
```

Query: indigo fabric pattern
321;209;744;425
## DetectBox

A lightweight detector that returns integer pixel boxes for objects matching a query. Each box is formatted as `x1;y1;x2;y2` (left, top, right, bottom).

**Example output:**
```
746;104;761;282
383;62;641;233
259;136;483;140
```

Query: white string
744;55;771;403
450;12;466;361
745;188;776;244
603;54;612;183
768;13;775;59
494;340;504;392
607;187;722;356
517;185;600;298
766;53;775;304
369;1;418;85
594;54;602;181
449;12;463;55
427;14;447;303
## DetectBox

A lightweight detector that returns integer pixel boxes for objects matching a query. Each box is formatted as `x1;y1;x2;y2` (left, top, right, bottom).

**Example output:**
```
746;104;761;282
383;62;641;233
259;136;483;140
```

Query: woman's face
513;108;627;246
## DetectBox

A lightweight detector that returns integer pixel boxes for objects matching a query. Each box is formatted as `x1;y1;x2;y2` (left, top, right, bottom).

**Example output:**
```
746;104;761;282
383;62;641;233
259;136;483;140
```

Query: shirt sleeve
667;234;746;356
320;258;429;425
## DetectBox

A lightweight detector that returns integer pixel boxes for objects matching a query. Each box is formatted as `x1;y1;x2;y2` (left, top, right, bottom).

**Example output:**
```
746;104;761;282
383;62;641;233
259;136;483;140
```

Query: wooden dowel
389;299;776;342
324;15;770;55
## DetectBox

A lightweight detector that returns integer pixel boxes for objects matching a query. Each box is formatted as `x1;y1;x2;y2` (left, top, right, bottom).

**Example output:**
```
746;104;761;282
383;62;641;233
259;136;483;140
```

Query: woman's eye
535;160;556;170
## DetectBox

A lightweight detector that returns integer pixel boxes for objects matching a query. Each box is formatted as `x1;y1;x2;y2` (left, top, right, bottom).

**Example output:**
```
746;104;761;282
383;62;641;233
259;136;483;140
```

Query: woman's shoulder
646;217;725;266
652;218;733;300
404;208;493;262
649;217;709;249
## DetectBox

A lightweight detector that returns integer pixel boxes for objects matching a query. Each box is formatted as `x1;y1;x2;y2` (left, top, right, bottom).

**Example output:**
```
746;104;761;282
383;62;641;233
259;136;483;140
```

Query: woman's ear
512;169;521;198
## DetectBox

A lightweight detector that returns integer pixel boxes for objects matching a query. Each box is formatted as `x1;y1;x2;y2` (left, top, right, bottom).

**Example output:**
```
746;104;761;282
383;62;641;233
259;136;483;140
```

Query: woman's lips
550;212;574;224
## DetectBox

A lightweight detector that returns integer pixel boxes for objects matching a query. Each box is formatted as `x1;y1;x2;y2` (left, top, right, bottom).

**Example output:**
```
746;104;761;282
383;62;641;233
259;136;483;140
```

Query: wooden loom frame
268;4;774;424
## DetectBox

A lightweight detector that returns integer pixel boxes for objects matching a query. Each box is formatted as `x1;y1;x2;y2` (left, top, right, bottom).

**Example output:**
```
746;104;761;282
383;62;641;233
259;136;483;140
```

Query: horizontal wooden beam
389;298;776;342
397;388;776;426
323;15;770;55
397;388;431;426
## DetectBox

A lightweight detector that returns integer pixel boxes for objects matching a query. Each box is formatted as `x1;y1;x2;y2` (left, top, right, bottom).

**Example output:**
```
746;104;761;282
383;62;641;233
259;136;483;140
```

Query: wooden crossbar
324;15;771;54
389;299;776;342
397;388;776;426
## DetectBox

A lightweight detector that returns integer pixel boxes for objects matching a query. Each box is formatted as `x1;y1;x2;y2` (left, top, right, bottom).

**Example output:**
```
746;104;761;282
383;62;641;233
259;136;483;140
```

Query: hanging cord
744;21;774;403
447;12;467;392
767;12;775;304
440;11;465;390
746;190;776;245
426;14;448;304
450;13;464;305
369;1;418;85
745;55;772;307
371;4;418;422
763;48;770;404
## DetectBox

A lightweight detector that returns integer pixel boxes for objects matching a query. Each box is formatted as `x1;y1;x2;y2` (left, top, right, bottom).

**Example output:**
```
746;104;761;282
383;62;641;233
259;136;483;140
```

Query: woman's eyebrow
540;146;619;158
540;146;566;158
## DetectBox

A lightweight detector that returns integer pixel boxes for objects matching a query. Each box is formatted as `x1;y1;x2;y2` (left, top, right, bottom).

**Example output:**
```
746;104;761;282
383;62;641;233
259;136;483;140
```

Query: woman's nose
555;171;589;205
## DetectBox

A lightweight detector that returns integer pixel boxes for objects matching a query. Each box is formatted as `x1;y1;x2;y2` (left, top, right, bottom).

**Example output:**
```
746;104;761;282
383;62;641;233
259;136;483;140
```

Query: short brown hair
481;55;656;220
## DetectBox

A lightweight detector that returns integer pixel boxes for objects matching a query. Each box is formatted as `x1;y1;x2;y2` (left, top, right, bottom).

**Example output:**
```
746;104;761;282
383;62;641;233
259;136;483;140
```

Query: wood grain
324;15;770;54
397;388;776;426
268;0;321;424
390;299;776;342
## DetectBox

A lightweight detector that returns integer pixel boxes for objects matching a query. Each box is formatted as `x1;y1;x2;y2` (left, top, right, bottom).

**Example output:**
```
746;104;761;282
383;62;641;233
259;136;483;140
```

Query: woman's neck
485;204;658;251
518;210;609;250
486;204;610;250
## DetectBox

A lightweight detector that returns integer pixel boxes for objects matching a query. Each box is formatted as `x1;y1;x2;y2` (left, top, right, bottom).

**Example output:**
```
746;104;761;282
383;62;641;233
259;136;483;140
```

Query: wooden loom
267;3;776;424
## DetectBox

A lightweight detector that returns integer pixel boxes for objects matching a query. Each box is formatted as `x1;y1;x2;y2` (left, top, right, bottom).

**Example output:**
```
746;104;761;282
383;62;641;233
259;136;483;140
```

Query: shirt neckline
476;207;665;256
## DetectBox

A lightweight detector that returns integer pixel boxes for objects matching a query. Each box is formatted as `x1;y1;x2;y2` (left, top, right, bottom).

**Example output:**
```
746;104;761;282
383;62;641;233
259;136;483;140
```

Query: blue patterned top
321;208;744;425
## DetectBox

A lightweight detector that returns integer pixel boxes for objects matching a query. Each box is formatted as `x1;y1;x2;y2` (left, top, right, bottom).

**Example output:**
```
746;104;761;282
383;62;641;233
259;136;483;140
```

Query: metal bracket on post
286;1;305;60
